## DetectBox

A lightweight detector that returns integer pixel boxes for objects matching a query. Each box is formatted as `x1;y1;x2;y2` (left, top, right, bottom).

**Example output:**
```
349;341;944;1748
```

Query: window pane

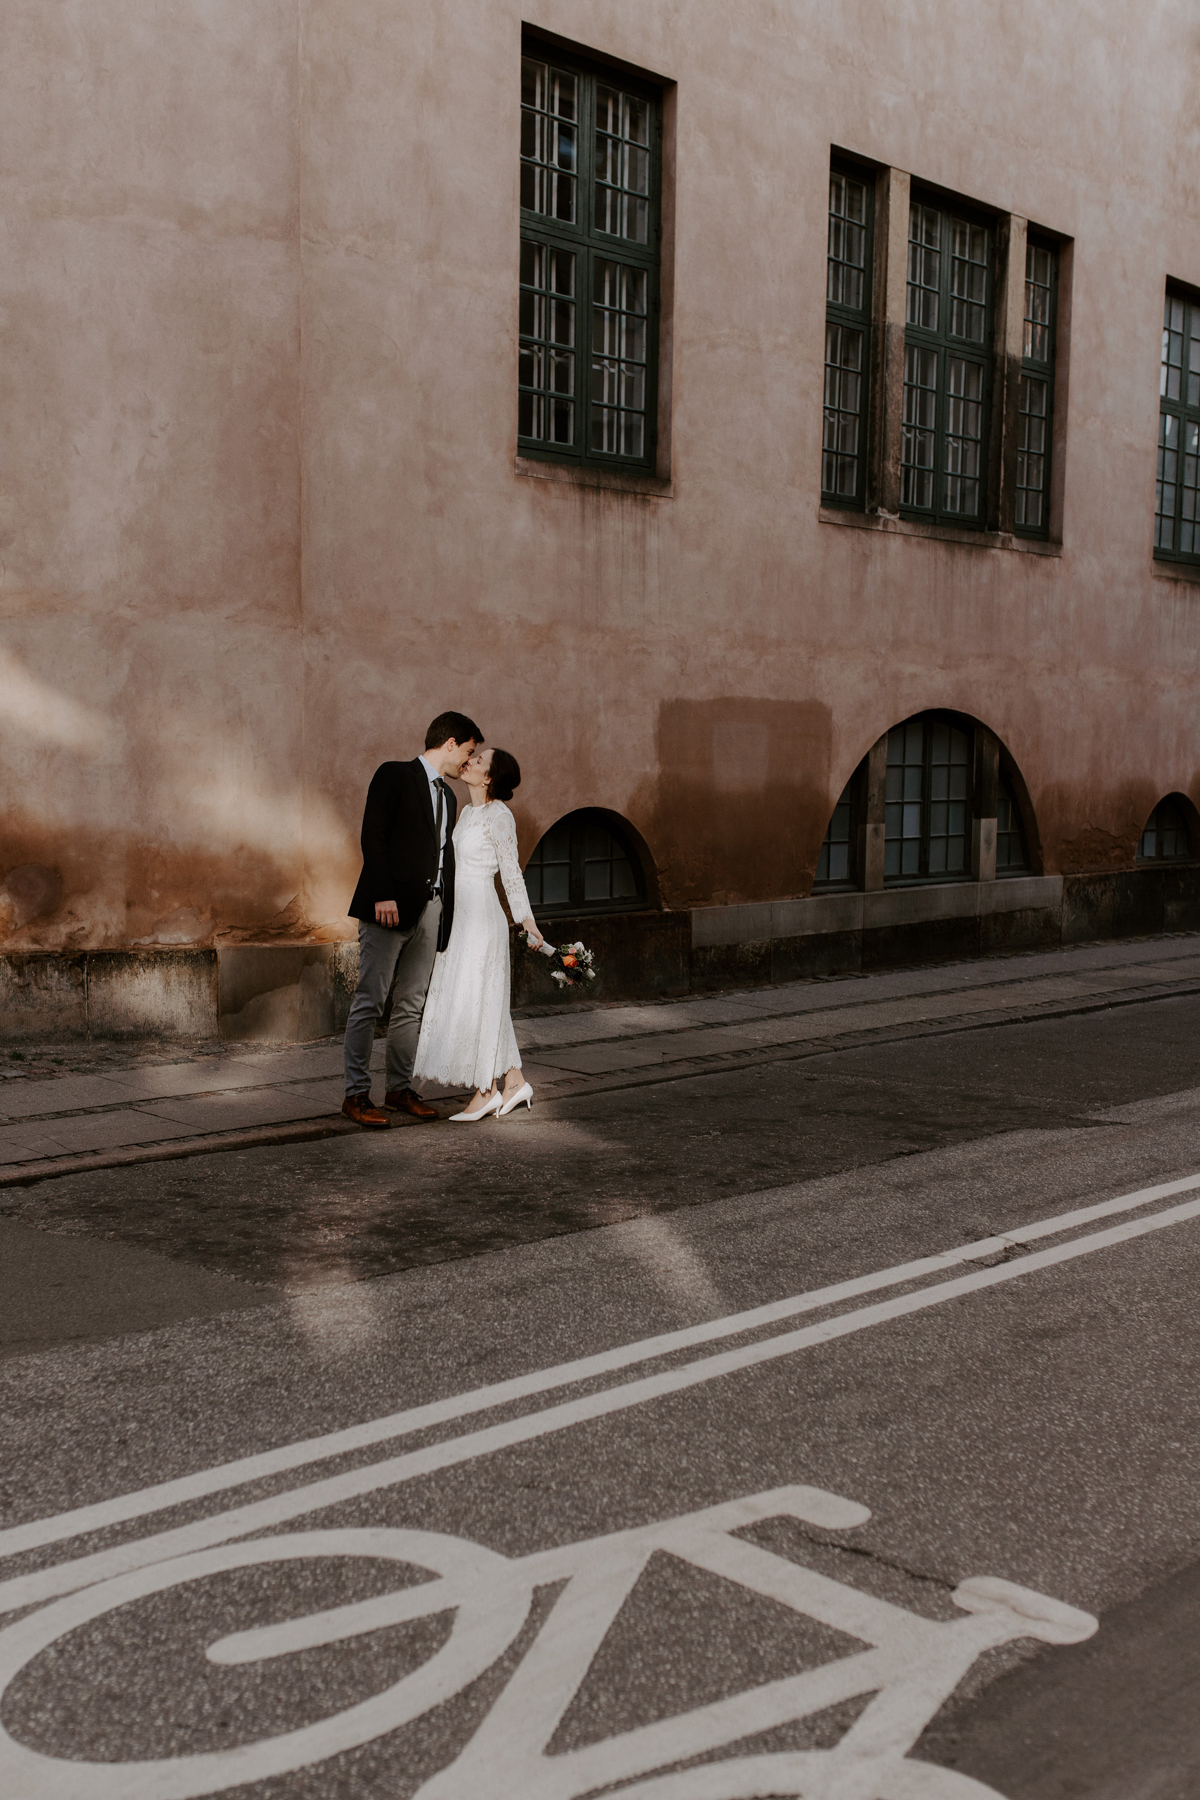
1015;373;1048;529
520;58;577;223
595;83;651;244
1182;417;1200;556
583;859;612;901
901;345;938;509
823;323;864;498
884;721;925;876
1023;242;1053;364
526;817;572;907
926;723;969;874
591;259;649;457
1162;293;1184;403
580;816;640;906
949;218;989;343
943;357;983;515
996;776;1028;872
519;239;576;444
1156;410;1178;550
907;203;940;331
828;171;869;312
816;795;854;885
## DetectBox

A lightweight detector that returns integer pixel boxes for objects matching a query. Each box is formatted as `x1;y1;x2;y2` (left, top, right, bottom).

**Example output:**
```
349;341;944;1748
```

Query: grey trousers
343;901;442;1098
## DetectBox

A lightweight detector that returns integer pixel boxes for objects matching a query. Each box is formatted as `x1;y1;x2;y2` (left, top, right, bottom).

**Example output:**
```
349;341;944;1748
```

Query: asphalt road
2;987;1199;1798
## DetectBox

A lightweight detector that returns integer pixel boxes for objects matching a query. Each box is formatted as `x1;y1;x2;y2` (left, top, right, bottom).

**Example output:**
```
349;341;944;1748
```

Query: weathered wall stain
647;699;833;906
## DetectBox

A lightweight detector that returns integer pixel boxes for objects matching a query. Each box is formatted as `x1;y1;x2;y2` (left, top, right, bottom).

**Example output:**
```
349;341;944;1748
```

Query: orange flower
561;954;577;967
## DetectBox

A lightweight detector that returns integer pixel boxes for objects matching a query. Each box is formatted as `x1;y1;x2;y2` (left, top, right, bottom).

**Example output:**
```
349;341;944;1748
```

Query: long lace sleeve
489;805;533;924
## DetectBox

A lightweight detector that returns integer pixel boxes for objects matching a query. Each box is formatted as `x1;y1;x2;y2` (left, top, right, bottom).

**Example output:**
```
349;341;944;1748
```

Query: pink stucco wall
3;0;1199;950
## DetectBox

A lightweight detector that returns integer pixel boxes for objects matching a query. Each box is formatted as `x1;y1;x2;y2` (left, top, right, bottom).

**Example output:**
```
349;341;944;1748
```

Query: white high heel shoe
497;1082;533;1117
449;1090;503;1123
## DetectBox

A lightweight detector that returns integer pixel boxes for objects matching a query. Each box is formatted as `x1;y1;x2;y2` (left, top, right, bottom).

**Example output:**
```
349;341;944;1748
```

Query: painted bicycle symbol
0;1482;1096;1799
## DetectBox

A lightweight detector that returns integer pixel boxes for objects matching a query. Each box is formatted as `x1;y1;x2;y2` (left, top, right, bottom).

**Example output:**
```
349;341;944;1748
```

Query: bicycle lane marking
4;1169;1200;1569
0;1486;1099;1800
4;1188;1200;1617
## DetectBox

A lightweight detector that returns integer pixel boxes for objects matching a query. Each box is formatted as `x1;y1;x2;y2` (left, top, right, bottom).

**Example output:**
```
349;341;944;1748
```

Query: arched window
1138;796;1192;861
815;713;1038;889
524;810;646;915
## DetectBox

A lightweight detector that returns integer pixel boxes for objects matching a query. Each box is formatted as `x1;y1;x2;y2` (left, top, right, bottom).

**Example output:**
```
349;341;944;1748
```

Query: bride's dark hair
487;748;521;803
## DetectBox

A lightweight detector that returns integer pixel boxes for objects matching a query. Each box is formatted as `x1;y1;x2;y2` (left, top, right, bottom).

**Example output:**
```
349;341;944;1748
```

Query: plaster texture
3;2;1199;985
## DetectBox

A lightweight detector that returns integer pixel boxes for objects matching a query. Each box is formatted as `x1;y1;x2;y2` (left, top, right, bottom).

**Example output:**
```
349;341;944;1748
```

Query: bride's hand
523;918;545;951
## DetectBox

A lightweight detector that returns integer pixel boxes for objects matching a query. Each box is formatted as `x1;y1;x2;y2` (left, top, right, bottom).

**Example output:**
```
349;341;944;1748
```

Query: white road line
2;1171;1199;1566
2;1188;1199;1617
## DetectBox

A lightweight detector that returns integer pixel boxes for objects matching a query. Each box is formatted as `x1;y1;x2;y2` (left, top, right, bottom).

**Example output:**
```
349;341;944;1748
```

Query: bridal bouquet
526;935;598;989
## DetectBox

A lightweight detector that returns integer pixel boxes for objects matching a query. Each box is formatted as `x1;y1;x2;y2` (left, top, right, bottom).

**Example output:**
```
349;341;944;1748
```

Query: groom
341;711;483;1128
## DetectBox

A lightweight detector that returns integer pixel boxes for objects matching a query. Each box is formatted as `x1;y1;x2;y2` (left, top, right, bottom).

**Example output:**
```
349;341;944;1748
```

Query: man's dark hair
425;711;483;750
487;748;521;803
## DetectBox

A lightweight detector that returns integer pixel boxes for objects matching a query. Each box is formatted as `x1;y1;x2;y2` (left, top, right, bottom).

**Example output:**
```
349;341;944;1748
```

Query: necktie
433;780;446;885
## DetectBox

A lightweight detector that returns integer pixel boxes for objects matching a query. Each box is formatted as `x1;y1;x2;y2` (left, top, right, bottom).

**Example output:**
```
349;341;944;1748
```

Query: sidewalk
2;935;1199;1185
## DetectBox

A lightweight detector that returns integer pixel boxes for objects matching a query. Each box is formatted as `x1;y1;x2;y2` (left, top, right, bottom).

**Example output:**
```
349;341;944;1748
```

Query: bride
413;745;545;1121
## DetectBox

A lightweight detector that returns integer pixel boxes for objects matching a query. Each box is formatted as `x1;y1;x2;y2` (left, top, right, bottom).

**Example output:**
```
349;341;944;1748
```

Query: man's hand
375;899;400;928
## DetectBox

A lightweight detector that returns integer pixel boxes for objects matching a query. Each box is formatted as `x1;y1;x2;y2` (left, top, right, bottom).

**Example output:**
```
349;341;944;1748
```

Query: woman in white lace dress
413;746;544;1121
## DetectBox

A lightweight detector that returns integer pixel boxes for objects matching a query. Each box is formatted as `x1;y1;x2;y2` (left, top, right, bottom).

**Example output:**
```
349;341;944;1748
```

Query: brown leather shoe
342;1093;391;1129
384;1087;438;1121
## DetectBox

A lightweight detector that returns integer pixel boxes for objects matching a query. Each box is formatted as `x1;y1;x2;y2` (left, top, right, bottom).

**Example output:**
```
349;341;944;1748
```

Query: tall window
1015;239;1057;535
901;200;993;528
1155;290;1200;562
885;716;972;881
519;48;661;472
1138;796;1192;861
823;163;873;507
525;810;646;914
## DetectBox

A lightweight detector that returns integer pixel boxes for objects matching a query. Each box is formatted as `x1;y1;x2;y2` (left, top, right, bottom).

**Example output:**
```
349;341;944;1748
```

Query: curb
0;1117;362;1188
1;977;1196;1187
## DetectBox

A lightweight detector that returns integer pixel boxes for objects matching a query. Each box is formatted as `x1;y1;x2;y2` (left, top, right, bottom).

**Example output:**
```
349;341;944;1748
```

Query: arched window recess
524;809;650;916
1137;794;1196;863
814;712;1038;891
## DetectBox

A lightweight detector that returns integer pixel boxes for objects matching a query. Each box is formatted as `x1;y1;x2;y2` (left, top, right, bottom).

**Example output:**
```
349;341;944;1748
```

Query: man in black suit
342;710;482;1127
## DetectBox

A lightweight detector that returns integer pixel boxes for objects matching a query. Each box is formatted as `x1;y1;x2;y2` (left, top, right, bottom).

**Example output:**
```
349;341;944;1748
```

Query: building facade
3;1;1199;1038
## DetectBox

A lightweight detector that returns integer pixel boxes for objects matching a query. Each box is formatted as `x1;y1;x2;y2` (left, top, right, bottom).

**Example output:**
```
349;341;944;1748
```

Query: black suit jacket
348;759;457;948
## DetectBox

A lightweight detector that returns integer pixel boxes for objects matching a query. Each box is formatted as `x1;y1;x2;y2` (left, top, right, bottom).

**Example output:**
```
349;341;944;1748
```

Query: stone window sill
515;456;673;499
1151;556;1200;586
818;507;1062;555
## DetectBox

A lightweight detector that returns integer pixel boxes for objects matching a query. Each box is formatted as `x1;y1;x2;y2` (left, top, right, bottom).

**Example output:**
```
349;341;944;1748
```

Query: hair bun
487;748;521;804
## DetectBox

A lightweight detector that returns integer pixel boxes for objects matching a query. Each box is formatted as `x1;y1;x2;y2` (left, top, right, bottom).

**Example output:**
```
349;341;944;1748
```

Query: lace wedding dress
413;801;532;1092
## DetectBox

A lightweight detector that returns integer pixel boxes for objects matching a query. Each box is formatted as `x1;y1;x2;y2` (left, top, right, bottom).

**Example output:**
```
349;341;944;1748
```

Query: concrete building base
2;868;1197;1042
0;944;359;1044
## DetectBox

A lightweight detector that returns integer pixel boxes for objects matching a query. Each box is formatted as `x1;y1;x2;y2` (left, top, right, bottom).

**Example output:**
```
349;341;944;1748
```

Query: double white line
3;1171;1200;1614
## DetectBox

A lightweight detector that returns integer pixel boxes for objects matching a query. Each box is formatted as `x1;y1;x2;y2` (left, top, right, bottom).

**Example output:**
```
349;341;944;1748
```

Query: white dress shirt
417;754;448;886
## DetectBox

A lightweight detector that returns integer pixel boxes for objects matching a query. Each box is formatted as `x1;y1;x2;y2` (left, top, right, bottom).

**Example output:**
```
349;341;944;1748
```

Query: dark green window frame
884;713;973;883
996;769;1031;873
1155;288;1200;564
519;42;662;474
1014;237;1057;538
525;809;647;916
822;160;874;509
901;196;995;529
1138;796;1193;862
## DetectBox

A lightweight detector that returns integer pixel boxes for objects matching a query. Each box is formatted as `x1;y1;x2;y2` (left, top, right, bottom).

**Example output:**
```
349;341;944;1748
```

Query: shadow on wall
644;698;832;907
